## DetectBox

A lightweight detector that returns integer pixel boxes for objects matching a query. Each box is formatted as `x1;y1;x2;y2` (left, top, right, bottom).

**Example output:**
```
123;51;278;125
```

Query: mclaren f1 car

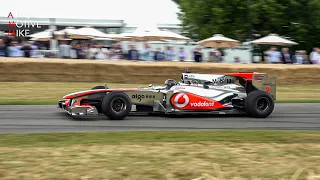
58;71;276;120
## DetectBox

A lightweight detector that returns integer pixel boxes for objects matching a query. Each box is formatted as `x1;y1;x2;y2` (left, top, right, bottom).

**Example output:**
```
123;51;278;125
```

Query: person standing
281;48;292;64
8;41;21;57
0;39;6;57
59;41;71;59
209;50;220;62
127;45;139;60
265;47;281;64
112;43;123;60
20;41;33;58
178;47;186;61
141;43;153;61
193;47;203;62
313;48;320;64
154;48;165;61
165;46;176;61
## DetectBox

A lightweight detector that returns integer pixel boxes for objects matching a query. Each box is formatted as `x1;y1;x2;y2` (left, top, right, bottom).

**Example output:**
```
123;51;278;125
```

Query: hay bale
0;58;319;85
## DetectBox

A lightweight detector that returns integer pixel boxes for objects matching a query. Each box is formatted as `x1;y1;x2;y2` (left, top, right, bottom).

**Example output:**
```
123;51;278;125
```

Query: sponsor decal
184;74;195;79
173;93;215;108
173;93;189;108
174;86;185;90
262;83;272;86
131;94;156;102
253;74;266;80
265;86;270;92
212;78;234;84
190;101;214;107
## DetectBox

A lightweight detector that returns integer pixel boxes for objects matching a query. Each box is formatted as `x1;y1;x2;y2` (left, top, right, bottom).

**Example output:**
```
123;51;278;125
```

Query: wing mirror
148;84;153;88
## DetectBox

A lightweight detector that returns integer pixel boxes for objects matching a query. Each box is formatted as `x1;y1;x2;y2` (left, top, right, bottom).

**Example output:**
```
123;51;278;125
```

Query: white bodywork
146;73;247;102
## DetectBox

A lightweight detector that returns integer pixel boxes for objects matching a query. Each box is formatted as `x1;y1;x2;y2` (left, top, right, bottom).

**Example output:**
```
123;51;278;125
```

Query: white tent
249;33;298;45
120;23;190;41
157;29;190;40
68;26;110;39
125;24;164;41
55;27;84;39
197;34;240;48
28;29;63;41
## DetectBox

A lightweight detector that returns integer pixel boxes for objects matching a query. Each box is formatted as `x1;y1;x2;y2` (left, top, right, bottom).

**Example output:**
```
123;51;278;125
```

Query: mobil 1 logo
131;94;156;102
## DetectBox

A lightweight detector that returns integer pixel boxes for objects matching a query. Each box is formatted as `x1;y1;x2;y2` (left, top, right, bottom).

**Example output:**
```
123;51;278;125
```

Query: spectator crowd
0;37;319;64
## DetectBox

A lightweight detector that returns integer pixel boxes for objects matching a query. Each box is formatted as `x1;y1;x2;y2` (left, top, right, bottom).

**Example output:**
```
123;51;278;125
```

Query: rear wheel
244;90;274;118
101;92;132;120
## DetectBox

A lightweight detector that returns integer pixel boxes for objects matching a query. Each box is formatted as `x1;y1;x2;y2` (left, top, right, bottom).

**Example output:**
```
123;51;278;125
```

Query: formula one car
58;71;276;120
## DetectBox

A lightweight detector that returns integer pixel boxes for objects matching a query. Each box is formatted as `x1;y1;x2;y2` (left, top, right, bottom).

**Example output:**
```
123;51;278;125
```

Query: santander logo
172;93;215;108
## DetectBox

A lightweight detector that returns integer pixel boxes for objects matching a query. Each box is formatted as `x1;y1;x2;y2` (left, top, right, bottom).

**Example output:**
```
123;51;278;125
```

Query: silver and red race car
58;71;276;120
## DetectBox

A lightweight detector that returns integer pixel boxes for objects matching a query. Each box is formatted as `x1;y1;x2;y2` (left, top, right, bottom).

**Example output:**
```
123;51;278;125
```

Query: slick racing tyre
92;86;108;90
101;92;132;120
244;90;274;118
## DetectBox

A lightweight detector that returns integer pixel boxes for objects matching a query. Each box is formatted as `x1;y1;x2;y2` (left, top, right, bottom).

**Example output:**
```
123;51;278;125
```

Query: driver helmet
165;79;178;90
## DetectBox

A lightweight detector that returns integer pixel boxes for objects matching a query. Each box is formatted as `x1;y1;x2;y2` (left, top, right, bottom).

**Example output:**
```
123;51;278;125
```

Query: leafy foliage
177;0;320;51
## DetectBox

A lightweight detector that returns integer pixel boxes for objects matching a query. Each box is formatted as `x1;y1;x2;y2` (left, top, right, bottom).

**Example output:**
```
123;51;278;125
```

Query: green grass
0;82;319;104
0;131;320;180
1;130;319;147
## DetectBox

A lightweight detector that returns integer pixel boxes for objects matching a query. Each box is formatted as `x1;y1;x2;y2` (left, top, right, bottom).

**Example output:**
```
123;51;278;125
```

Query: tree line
176;0;320;52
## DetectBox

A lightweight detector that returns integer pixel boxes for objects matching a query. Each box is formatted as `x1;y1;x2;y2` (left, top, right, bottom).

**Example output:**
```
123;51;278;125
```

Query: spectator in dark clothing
193;47;202;62
75;43;85;59
0;39;6;57
20;42;33;57
281;48;292;64
112;43;123;60
127;45;139;60
154;48;165;61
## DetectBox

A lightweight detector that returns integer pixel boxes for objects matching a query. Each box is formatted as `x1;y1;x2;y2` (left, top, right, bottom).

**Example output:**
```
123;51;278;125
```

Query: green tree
177;0;320;52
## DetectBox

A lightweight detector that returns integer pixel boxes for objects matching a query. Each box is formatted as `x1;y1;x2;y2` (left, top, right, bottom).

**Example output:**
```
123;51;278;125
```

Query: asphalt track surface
0;103;320;133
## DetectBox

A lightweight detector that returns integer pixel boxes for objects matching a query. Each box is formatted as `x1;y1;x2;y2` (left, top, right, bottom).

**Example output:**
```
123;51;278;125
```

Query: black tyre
244;90;274;118
101;92;132;120
92;86;108;90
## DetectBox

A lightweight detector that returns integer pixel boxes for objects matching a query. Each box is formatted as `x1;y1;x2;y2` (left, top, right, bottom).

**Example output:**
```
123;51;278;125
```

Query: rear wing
251;74;276;100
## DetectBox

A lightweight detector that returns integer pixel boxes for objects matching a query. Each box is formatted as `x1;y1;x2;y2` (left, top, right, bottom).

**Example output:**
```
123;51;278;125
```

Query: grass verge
0;131;319;180
0;82;320;104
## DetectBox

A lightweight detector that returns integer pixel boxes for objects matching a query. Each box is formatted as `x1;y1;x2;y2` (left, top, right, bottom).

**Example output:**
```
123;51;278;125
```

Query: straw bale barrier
0;58;319;85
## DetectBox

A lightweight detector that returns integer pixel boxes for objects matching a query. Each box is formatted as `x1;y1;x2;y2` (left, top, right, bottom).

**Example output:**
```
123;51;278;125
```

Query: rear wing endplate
252;74;276;100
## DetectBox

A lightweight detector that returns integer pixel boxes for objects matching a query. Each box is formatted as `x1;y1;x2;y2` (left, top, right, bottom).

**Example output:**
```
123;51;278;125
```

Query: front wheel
244;90;275;118
101;92;132;120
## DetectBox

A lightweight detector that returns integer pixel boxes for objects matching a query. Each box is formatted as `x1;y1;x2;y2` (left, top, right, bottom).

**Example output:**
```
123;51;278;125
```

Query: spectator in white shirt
88;44;98;59
293;50;304;64
59;41;71;59
309;48;317;63
312;48;320;64
165;46;176;61
8;41;22;57
141;44;153;61
265;47;281;63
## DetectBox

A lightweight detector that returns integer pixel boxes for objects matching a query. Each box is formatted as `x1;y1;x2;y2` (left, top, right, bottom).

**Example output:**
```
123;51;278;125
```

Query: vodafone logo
190;102;214;107
172;93;215;108
173;93;189;108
